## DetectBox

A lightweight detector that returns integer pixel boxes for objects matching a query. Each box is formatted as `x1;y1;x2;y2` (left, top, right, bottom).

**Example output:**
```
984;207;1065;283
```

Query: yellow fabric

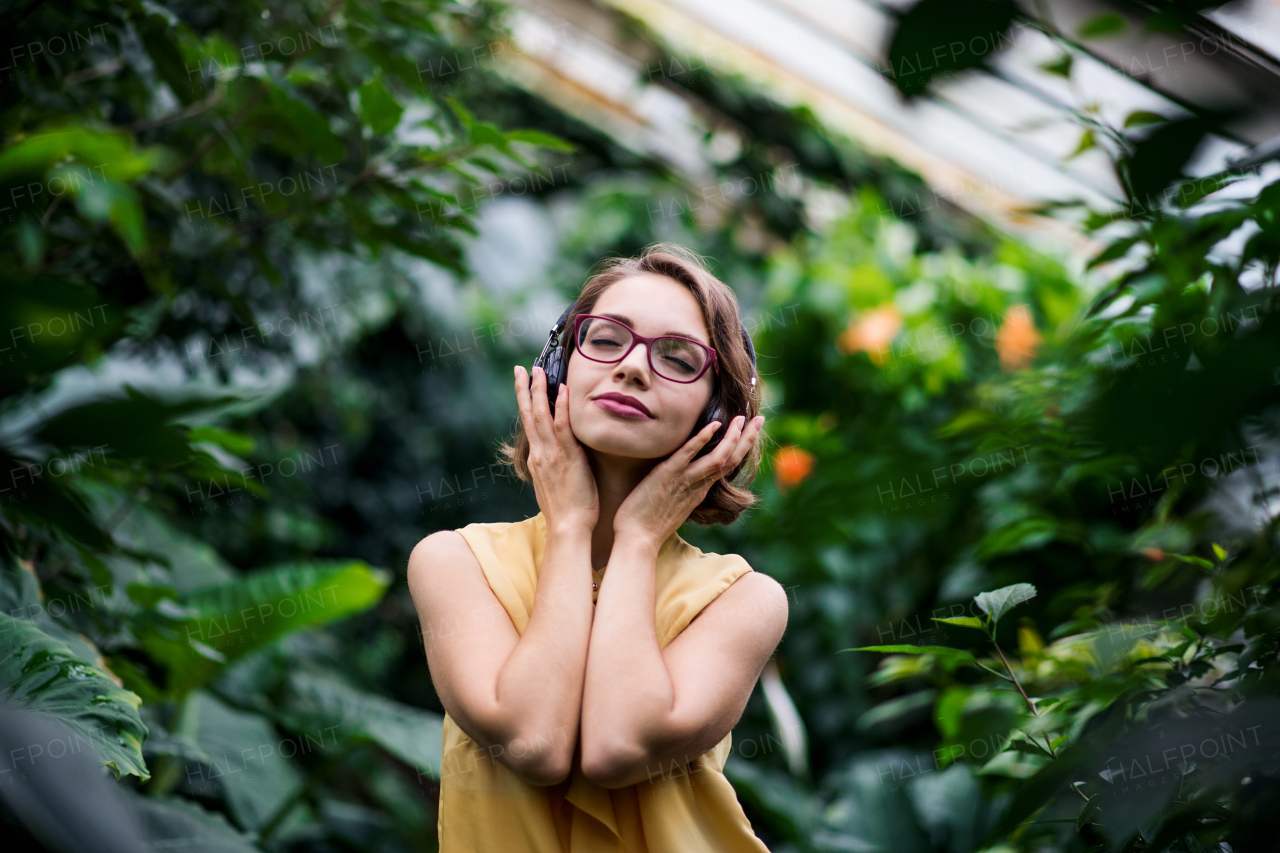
437;511;772;852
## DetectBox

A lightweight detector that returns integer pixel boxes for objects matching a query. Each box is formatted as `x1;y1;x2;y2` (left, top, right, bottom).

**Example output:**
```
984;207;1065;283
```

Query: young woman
407;244;789;851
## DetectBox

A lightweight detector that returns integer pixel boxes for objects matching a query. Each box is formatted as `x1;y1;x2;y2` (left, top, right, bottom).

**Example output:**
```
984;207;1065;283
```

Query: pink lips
593;392;653;419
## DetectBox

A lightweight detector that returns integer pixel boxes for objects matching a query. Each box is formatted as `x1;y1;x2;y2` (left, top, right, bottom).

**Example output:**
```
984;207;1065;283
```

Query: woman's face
565;274;715;460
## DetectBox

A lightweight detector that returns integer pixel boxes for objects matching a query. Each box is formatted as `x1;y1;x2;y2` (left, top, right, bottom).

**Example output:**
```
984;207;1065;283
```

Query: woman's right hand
514;365;599;533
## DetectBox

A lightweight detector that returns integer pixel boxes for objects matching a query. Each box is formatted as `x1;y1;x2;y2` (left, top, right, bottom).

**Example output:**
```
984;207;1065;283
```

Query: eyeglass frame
569;313;719;383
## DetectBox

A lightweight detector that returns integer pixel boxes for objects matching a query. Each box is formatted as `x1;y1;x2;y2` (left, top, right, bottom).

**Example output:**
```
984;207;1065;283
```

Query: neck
584;449;661;570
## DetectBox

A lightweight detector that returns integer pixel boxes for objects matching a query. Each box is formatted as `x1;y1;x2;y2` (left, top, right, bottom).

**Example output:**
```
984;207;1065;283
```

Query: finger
662;421;726;493
515;365;554;453
701;412;747;466
681;419;721;462
726;415;764;469
712;415;749;475
553;382;576;447
689;415;745;480
514;365;537;441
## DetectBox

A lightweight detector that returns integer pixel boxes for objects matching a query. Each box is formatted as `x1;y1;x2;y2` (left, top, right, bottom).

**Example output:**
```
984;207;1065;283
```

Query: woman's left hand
613;414;765;549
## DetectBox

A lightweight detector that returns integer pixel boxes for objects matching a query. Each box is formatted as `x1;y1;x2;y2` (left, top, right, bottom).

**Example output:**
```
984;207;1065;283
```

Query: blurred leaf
934;615;986;629
857;689;937;733
1077;13;1126;37
850;644;978;671
183;691;310;833
36;387;239;468
134;561;391;698
1039;54;1072;78
266;84;345;163
358;74;404;135
1122;118;1210;205
0;128;162;184
976;518;1059;559
280;670;444;777
127;792;261;853
1066;129;1095;160
186;426;255;458
136;12;196;106
1124;111;1168;128
504;129;576;152
723;756;821;841
1168;552;1213;570
885;0;1018;97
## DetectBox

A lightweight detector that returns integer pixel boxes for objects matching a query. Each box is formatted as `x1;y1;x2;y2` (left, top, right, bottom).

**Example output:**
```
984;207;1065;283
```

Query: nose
613;340;652;385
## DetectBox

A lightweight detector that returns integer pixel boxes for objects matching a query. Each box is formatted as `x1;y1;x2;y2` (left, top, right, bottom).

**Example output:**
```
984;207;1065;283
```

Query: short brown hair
499;243;762;526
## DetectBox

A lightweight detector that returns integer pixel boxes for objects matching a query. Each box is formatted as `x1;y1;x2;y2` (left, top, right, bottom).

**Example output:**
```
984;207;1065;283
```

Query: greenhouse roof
500;0;1280;260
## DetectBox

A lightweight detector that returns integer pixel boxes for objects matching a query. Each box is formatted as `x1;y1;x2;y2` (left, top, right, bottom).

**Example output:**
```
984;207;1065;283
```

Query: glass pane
652;337;707;380
578;318;632;360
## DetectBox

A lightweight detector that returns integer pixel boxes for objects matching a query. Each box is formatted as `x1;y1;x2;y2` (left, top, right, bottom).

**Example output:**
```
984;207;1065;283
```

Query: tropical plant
0;0;570;848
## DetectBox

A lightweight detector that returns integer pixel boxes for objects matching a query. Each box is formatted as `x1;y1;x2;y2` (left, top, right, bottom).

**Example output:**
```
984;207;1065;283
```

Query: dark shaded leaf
885;0;1018;97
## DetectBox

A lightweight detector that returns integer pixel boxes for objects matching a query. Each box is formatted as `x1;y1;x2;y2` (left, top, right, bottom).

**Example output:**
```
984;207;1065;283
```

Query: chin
576;418;681;460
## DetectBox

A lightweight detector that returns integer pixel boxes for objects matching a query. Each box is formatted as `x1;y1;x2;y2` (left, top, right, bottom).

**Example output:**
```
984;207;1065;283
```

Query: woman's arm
578;413;785;788
579;534;788;789
407;364;600;787
407;520;595;787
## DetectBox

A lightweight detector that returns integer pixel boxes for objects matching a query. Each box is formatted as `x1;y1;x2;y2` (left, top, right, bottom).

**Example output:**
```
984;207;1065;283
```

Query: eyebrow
596;312;707;343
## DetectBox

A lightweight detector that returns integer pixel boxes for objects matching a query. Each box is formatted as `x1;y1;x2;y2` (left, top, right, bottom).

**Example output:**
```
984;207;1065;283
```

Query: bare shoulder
693;565;790;648
408;529;471;572
406;530;482;600
731;569;790;632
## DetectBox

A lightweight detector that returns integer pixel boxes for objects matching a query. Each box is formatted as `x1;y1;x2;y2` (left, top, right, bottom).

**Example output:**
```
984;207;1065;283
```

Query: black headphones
532;302;758;459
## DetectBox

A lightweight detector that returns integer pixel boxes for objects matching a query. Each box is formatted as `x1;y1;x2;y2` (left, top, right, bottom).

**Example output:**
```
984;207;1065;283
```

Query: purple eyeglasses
571;314;718;383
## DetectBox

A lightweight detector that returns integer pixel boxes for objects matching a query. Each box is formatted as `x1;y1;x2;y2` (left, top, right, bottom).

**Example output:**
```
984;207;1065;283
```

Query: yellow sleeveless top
438;512;772;852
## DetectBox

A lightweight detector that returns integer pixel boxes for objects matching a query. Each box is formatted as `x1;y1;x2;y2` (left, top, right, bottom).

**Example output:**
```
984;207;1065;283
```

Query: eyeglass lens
577;318;708;381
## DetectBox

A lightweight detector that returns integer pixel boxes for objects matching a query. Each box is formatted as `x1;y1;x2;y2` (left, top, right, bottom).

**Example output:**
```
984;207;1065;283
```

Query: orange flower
837;304;902;365
1140;547;1165;562
774;446;815;492
995;304;1042;371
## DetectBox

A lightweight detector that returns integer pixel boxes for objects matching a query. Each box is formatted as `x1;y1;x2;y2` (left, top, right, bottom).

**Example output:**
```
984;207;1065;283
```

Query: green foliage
724;110;1279;853
3;0;1277;849
126;560;390;700
0;0;562;847
0;611;149;780
280;670;444;778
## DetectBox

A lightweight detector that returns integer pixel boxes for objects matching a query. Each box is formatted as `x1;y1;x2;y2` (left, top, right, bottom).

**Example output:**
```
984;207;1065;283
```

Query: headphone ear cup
691;397;726;460
543;342;568;414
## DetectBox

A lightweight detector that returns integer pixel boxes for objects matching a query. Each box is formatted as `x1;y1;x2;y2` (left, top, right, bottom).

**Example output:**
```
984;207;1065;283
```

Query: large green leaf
128;791;263;853
35;386;240;468
132;560;390;699
280;670;444;777
0;613;149;780
0;556;103;666
182;691;312;834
